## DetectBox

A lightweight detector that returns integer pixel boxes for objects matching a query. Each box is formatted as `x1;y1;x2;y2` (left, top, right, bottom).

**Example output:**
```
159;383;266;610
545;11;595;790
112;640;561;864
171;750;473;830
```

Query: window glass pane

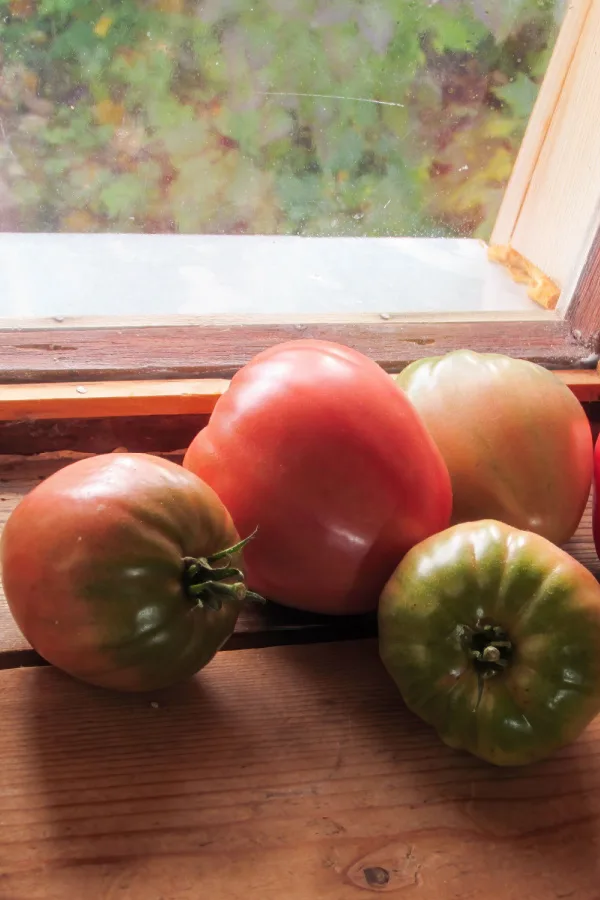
0;0;566;239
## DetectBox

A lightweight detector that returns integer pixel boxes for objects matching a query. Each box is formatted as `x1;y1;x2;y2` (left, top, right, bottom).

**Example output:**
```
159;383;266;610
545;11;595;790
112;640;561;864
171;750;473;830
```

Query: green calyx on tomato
183;530;265;610
379;519;600;766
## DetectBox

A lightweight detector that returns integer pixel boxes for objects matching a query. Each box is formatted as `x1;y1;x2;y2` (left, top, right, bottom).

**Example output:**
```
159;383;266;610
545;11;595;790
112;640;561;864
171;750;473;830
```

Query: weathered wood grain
0;371;598;424
0;414;208;457
0;641;600;899
1;373;598;458
0;319;592;383
567;224;600;350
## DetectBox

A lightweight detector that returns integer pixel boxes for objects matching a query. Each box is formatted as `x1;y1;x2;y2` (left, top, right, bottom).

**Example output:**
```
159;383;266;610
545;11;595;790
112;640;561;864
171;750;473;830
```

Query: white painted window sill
0;234;544;323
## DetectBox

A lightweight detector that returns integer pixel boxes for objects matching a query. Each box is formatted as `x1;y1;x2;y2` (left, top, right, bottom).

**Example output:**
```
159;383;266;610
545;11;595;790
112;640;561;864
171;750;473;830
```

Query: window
0;0;598;383
1;0;566;239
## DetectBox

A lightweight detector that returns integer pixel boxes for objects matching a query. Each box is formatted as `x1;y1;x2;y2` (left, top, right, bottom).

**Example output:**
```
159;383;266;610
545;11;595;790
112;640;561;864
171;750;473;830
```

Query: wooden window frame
0;0;599;401
490;0;600;351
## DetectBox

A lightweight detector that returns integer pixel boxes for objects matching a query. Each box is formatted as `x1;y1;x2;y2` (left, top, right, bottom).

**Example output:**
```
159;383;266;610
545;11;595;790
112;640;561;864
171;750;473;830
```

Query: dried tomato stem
465;621;513;678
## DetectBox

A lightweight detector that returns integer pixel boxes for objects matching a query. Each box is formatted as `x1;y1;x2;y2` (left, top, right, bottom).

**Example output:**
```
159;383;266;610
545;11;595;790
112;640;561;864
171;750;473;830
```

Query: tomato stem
464;620;513;678
182;530;265;611
206;528;259;562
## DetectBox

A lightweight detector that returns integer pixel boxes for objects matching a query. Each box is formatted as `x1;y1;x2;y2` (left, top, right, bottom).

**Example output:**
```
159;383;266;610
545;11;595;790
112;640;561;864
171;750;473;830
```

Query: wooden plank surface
0;379;229;421
1;640;600;899
0;414;210;457
1;370;599;422
0;456;597;666
0;319;592;383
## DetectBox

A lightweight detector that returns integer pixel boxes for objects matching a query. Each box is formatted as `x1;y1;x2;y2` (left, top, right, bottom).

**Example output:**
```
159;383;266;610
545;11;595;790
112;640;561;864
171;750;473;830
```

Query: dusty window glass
0;0;565;238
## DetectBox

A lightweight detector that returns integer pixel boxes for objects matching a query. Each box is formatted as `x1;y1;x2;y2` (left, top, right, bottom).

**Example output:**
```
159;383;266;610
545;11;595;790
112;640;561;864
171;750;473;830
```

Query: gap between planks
0;370;599;422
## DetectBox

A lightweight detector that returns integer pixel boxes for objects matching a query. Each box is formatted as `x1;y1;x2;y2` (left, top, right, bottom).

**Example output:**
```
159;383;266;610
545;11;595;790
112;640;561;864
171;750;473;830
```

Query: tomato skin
594;436;600;559
1;454;242;692
183;340;452;615
379;520;600;766
397;351;593;546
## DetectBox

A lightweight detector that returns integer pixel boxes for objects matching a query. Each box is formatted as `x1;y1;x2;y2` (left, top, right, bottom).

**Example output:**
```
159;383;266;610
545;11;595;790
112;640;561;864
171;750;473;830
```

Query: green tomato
378;520;600;766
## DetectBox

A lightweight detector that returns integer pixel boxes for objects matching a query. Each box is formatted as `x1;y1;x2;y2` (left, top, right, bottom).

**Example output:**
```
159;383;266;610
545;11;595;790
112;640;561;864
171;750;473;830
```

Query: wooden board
0;457;597;668
0;318;592;383
0;379;229;421
1;640;600;899
0;414;210;457
1;370;599;422
567;224;600;350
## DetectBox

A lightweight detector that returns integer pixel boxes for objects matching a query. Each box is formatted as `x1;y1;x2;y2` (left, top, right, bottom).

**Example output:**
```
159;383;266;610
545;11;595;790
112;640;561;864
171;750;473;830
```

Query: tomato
1;453;258;692
594;435;600;559
379;520;600;766
184;340;452;615
397;350;593;546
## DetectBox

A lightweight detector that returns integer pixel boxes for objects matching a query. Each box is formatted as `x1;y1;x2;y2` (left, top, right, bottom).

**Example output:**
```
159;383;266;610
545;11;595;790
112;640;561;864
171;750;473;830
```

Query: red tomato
184;340;452;614
594;435;600;559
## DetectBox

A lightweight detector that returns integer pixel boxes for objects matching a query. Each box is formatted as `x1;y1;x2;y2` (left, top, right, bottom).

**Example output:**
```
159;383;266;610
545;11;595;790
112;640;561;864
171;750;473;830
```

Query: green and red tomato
1;453;258;691
397;350;593;545
379;520;600;766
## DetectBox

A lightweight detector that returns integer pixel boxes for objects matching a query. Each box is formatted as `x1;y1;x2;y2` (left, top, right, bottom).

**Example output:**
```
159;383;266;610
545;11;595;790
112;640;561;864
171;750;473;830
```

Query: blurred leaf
0;0;564;238
316;128;365;175
428;6;489;53
493;72;538;118
93;98;124;126
94;15;113;38
99;173;149;218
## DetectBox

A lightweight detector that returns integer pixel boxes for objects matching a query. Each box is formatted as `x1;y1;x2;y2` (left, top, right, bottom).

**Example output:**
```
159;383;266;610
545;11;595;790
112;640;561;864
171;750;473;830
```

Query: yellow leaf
93;99;125;127
61;211;98;232
23;69;38;93
484;117;520;139
156;0;184;10
480;147;514;185
94;15;113;38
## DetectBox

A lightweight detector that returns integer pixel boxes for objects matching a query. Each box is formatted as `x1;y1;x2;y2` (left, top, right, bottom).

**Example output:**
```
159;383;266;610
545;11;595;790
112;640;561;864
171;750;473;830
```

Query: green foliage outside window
0;0;565;237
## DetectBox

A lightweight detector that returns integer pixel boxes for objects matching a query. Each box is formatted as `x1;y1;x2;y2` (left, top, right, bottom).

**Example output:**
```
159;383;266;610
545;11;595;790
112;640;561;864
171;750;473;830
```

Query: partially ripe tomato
184;340;452;614
397;350;592;545
1;453;257;691
380;520;600;766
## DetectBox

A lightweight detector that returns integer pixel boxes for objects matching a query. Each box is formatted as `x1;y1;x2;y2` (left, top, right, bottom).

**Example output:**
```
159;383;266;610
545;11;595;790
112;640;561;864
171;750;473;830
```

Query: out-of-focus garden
0;0;565;237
